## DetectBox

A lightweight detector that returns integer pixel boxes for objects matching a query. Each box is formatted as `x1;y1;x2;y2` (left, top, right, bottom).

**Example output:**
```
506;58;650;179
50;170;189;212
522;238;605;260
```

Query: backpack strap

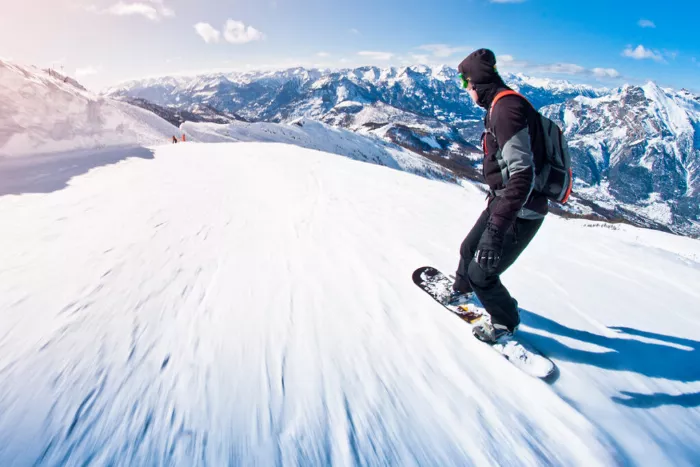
486;90;532;190
488;90;529;120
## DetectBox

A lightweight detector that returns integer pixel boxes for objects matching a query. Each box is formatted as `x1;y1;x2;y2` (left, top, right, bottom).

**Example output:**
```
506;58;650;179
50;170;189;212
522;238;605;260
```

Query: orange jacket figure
181;134;187;142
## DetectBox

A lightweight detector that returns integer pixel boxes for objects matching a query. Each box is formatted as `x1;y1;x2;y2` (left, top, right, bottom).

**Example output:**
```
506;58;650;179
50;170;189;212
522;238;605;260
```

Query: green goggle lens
459;74;470;89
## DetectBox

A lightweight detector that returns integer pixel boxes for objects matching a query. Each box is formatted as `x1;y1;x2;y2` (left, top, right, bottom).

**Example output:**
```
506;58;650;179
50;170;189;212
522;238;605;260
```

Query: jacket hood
458;48;507;109
458;49;501;85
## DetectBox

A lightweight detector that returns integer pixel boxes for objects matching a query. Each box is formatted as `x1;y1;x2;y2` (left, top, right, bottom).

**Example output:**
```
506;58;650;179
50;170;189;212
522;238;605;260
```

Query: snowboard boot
472;320;516;344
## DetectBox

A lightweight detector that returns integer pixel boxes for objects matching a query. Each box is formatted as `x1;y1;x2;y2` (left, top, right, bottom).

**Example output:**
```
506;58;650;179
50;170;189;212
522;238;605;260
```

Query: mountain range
94;66;700;237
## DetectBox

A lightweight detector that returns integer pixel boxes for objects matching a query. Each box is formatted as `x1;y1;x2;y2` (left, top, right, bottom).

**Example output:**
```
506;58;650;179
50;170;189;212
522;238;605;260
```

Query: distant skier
448;49;548;344
172;136;178;144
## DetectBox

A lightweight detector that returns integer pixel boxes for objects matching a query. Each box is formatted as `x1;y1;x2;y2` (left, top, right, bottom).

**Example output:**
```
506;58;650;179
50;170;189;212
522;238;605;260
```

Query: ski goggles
459;73;471;89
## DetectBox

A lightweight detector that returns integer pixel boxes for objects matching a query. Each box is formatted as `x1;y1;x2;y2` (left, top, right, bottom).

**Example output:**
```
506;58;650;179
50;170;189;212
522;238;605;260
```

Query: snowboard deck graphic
412;266;557;380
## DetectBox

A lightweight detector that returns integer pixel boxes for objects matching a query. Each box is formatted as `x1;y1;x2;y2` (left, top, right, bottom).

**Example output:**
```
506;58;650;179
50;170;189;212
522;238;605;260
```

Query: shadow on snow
0;146;155;197
519;309;700;409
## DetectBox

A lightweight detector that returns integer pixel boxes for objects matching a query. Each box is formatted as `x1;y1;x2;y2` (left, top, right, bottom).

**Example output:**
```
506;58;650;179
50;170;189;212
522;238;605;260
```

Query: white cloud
638;19;656;28
192;20;264;45
107;2;158;20
663;50;678;60
495;54;532;69
410;54;431;64
543;63;621;80
223;20;265;44
103;0;173;21
622;45;664;62
592;67;620;78
349;28;360;35
195;23;221;44
512;55;621;79
76;65;102;77
432;51;620;82
417;44;470;58
317;52;331;58
358;51;394;61
538;63;586;74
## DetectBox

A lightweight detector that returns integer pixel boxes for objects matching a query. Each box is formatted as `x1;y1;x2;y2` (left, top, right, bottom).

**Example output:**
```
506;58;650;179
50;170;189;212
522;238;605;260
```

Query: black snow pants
453;209;543;331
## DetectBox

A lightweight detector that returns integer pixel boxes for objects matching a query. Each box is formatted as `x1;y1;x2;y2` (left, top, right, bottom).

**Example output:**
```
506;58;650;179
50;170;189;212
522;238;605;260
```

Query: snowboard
412;266;557;380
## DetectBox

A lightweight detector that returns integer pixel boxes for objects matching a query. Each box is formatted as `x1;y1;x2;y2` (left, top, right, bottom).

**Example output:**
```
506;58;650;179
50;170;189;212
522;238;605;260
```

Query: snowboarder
448;49;548;344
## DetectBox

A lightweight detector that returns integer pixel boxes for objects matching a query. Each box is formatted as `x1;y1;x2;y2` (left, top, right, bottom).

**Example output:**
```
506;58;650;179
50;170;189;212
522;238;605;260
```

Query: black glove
475;223;504;274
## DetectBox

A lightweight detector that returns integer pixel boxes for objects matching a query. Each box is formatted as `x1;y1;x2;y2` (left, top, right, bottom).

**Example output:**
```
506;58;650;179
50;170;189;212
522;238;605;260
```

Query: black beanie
457;49;500;85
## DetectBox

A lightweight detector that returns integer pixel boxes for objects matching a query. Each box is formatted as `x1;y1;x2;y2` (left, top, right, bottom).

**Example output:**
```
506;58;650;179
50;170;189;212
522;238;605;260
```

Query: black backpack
490;90;573;204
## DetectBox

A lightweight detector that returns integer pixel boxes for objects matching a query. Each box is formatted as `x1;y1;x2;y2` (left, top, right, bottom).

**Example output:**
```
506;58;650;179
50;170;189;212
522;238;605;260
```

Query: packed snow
1;139;699;466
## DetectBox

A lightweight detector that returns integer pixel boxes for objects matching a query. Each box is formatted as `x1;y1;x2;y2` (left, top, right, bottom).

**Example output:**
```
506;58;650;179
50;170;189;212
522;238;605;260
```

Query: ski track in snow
0;142;699;466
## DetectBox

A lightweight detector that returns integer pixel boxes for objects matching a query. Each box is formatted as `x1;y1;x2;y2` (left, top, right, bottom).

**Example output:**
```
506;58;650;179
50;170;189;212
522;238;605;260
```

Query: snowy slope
1;141;699;466
0;59;181;157
182;118;452;181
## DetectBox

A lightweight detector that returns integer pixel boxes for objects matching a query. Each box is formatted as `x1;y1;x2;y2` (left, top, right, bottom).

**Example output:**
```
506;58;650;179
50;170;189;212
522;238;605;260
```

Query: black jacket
482;88;548;232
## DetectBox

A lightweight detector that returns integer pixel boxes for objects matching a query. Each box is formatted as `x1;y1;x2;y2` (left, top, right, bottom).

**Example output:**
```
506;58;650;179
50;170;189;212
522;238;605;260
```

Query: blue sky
1;0;698;91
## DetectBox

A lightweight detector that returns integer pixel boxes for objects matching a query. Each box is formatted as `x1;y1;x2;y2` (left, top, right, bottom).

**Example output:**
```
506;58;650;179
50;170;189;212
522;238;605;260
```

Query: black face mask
472;83;506;109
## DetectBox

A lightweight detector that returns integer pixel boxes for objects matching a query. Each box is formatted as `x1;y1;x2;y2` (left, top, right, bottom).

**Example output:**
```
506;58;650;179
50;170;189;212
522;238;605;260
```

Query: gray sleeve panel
501;127;534;176
502;126;536;203
488;126;537;231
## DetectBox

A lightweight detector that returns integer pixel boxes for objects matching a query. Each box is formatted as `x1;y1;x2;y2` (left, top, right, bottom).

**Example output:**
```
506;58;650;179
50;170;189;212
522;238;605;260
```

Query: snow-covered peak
106;65;607;102
407;64;430;74
431;64;458;81
642;80;665;97
1;59;180;157
0;59;84;92
505;72;606;95
563;82;699;136
540;76;700;236
105;74;201;95
641;81;695;136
